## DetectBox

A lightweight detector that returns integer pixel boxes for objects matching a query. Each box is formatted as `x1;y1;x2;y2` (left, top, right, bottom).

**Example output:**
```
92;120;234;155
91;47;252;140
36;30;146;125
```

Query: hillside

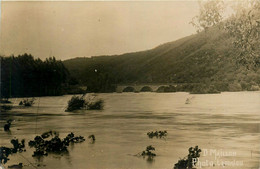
63;27;260;93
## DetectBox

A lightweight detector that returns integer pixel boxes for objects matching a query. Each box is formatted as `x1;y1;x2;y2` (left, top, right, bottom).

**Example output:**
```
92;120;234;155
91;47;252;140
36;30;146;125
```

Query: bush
1;105;12;112
66;95;86;112
87;99;104;110
0;139;26;164
141;145;156;158
174;146;201;169
66;95;104;111
28;131;85;157
19;98;35;107
147;130;167;138
4;119;13;131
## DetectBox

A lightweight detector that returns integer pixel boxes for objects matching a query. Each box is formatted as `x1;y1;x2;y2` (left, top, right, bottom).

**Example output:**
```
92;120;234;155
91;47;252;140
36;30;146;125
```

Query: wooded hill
63;26;260;93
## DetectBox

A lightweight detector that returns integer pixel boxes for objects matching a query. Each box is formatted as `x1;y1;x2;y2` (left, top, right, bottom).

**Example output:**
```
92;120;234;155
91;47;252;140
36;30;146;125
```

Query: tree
224;0;260;68
0;54;69;97
191;0;260;68
190;0;224;32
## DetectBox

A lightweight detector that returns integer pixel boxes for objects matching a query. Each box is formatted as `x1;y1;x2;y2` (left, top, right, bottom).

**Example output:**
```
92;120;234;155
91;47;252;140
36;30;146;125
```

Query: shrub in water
141;145;156;157
66;95;104;111
29;131;85;157
66;95;86;112
174;145;201;169
10;139;26;153
19;98;35;107
88;134;96;143
0;146;12;164
1;105;12;112
0;139;26;164
147;130;167;138
4;119;13;131
87;99;104;110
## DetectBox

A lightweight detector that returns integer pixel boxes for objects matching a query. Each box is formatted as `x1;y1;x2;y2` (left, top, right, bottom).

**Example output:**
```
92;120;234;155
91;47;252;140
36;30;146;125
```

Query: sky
0;1;200;60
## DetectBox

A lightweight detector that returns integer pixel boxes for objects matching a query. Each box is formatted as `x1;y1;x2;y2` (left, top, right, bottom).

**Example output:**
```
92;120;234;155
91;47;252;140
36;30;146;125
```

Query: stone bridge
116;84;179;93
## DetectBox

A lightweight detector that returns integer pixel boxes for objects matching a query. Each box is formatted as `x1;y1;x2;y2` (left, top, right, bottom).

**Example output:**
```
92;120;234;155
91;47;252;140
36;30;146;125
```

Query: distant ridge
63;26;260;92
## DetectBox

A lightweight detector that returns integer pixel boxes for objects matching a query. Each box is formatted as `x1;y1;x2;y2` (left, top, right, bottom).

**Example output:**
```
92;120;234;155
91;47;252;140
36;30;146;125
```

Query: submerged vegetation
0;105;13;112
0;139;26;164
0;130;87;165
141;145;156;158
66;95;104;112
88;134;96;143
4;119;13;131
174;146;201;169
66;95;86;111
147;130;167;139
87;99;104;110
29;131;85;157
19;98;35;107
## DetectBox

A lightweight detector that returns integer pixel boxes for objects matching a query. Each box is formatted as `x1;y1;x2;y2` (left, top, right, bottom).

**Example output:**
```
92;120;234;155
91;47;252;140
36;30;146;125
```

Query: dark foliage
1;54;69;98
28;131;85;157
10;139;26;153
4;119;13;131
88;134;96;143
66;95;104;111
147;130;167;139
174;146;201;169
66;95;86;112
19;98;35;107
0;139;26;164
0;147;12;164
1;105;13;112
141;145;156;157
87;99;104;110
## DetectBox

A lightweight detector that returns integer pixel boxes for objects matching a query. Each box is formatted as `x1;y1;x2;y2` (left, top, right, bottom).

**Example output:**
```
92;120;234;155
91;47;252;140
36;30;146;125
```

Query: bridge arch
123;86;135;92
156;86;166;93
140;86;153;92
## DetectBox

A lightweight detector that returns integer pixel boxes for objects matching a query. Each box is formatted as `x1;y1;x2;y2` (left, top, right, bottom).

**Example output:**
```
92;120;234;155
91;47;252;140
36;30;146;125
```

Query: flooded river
0;92;259;169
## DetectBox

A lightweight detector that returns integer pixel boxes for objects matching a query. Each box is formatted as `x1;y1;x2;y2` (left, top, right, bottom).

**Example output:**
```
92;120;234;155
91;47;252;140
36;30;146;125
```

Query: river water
0;92;259;169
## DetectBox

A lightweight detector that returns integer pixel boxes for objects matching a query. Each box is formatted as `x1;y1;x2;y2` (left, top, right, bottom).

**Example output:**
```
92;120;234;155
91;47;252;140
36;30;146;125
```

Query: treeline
1;54;70;98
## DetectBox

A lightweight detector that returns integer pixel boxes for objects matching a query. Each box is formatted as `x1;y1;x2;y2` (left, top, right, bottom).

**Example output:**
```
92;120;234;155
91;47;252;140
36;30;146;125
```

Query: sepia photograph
0;0;260;169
